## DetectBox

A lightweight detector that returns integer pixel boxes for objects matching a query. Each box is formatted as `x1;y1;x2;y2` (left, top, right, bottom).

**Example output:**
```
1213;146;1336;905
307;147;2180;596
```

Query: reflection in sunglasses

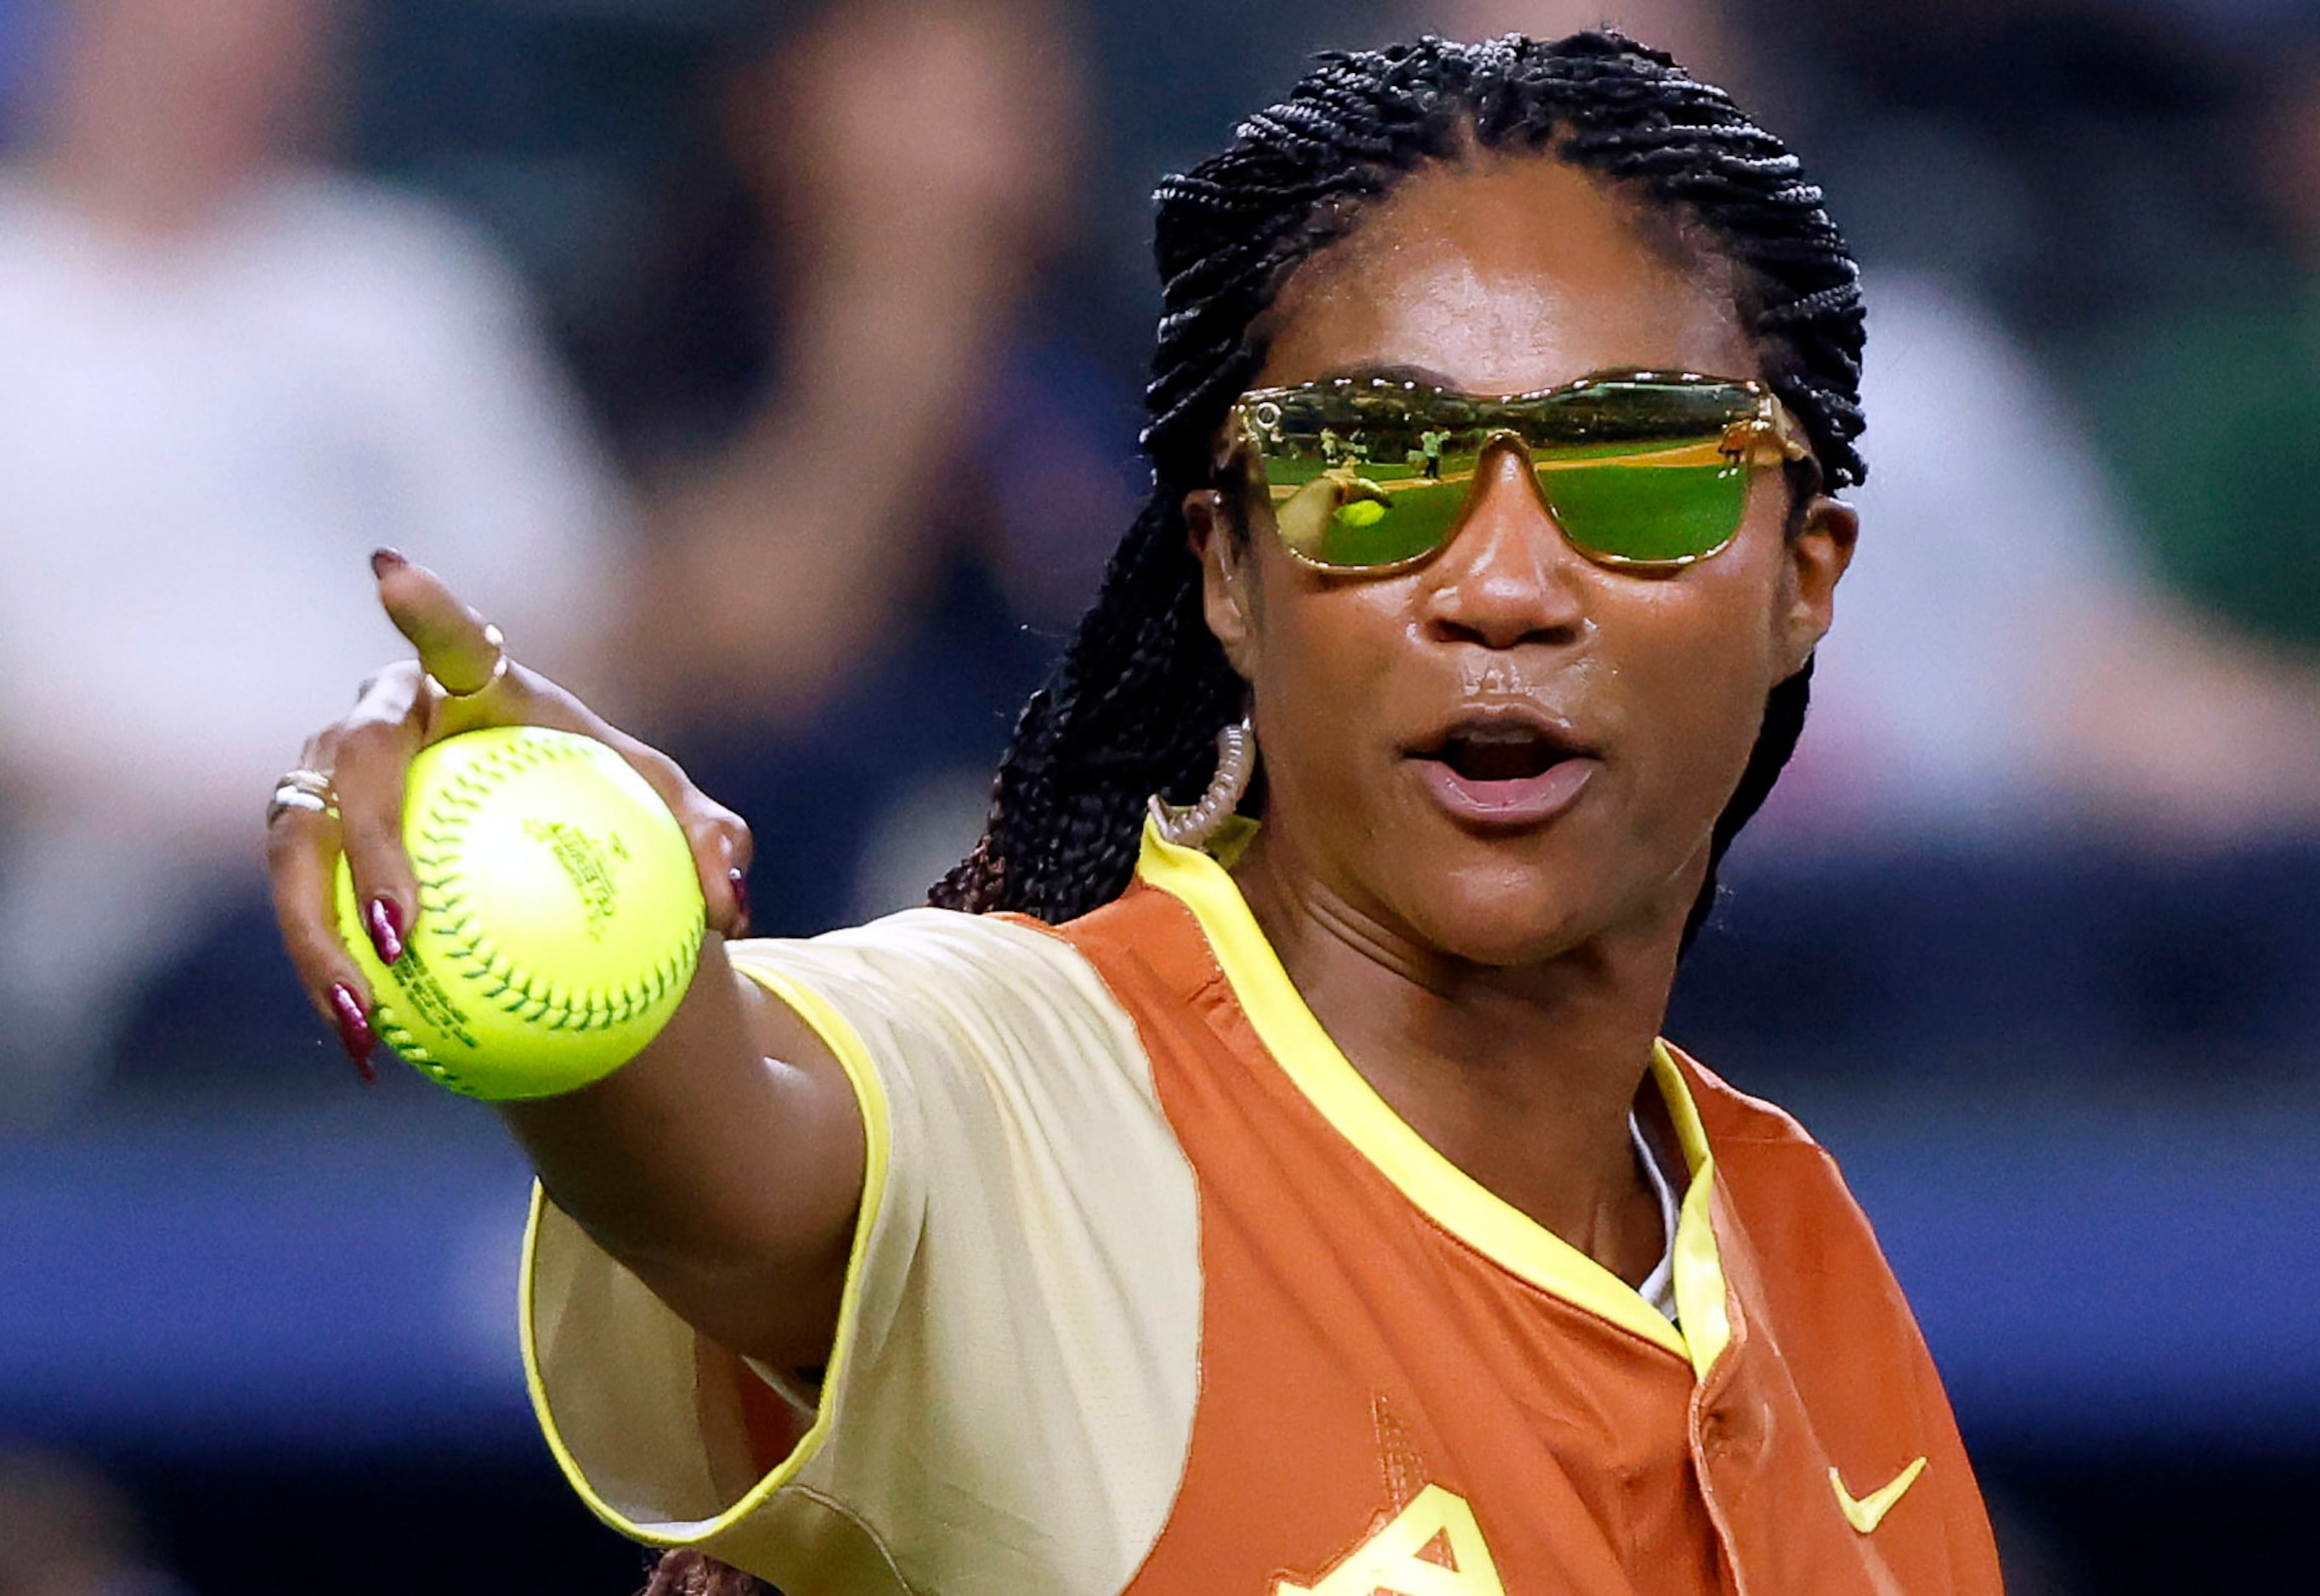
1237;372;1814;573
1269;437;1757;572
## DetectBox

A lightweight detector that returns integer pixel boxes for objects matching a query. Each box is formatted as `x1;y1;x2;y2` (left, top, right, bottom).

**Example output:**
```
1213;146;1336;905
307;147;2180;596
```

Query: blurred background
0;0;2314;1589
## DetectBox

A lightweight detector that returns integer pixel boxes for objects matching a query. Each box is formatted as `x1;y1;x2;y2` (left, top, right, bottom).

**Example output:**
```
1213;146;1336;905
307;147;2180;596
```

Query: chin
1400;858;1618;968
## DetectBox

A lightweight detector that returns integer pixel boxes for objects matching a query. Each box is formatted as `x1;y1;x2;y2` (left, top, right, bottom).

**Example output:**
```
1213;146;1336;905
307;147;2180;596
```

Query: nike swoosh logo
1829;1457;1927;1534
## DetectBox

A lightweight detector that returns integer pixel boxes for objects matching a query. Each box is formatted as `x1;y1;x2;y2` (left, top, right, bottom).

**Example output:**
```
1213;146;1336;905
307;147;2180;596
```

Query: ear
1776;493;1859;676
1185;487;1259;680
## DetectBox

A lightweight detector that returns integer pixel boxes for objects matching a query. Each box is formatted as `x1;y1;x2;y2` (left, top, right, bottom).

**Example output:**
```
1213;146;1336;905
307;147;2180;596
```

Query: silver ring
428;623;509;700
267;788;333;825
267;769;338;827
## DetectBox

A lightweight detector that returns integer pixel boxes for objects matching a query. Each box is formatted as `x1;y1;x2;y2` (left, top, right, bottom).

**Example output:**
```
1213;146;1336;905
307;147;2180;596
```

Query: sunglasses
1226;370;1815;573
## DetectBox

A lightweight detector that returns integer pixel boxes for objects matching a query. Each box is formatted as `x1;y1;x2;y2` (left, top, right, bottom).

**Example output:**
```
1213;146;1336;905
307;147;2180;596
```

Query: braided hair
656;35;1865;1594
931;29;1864;948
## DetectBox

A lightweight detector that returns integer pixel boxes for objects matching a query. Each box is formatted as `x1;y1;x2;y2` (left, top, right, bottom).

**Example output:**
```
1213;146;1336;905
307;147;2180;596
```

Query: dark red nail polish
371;547;407;579
365;896;405;965
727;868;752;935
330;984;378;1084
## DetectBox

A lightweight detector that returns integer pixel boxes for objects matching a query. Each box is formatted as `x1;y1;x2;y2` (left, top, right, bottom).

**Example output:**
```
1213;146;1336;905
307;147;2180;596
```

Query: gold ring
429;623;509;700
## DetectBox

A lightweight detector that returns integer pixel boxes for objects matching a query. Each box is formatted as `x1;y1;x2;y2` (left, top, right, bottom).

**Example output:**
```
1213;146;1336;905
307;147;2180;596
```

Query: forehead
1254;153;1755;395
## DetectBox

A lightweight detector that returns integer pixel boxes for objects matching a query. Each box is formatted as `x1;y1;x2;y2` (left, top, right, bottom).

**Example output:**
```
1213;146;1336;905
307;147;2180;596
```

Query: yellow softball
333;726;707;1101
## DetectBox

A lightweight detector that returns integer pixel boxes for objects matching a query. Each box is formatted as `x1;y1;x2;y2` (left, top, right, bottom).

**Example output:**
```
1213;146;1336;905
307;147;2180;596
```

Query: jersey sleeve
520;908;1202;1596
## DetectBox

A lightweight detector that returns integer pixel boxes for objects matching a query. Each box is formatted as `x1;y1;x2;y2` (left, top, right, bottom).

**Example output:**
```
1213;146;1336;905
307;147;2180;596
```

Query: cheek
1241;574;1410;801
1252;586;1389;705
1601;552;1789;839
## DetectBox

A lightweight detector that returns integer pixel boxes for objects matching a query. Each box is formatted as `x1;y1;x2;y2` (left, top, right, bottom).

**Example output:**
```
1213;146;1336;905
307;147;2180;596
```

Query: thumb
373;549;504;694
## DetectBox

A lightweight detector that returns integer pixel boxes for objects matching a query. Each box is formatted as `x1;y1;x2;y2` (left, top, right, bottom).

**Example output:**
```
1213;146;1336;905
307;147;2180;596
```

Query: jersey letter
1276;1484;1506;1596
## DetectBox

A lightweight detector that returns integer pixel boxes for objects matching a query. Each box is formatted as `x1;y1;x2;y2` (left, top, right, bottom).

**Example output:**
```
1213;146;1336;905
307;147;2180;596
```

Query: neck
31;28;296;239
37;144;262;238
1230;827;1695;1286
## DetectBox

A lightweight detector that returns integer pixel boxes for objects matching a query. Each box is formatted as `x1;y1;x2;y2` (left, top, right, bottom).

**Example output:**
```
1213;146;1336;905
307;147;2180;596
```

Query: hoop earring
1148;716;1256;851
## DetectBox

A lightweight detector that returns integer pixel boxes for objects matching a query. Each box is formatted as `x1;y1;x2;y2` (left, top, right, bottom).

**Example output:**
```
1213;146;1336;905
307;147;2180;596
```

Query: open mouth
1414;714;1585;778
1429;723;1570;783
1410;713;1596;825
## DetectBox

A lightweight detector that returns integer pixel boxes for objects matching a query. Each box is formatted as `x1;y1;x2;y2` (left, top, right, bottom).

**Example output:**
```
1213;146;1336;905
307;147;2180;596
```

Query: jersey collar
1134;816;1734;1378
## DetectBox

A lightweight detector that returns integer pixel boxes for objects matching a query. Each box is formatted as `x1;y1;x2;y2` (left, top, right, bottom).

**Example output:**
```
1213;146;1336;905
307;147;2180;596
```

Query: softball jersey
523;820;2005;1595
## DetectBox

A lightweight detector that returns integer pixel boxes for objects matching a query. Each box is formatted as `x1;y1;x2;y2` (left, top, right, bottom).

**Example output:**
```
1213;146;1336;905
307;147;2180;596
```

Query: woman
269;31;2003;1596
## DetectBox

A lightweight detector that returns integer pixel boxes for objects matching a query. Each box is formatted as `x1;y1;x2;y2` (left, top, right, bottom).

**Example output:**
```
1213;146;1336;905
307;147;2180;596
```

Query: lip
1404;704;1601;830
1416;754;1599;829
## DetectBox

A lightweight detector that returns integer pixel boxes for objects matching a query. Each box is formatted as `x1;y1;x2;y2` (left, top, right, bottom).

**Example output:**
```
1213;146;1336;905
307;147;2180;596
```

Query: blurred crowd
0;0;2314;1127
0;1446;186;1596
4;4;2317;1593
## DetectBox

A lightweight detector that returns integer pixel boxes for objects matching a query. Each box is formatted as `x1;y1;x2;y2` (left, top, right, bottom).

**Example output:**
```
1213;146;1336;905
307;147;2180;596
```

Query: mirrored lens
1535;442;1751;566
1244;377;1767;570
1271;470;1469;567
1532;378;1761;448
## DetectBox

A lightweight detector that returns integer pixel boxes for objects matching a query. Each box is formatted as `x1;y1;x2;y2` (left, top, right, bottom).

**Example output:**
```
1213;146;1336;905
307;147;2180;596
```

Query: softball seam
403;733;702;1061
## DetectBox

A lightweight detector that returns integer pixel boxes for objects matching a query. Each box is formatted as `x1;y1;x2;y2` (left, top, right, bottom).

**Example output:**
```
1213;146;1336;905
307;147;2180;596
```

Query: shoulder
733;904;1112;1010
267;173;502;272
1672;1046;1941;1365
727;907;1168;1109
1046;879;1219;988
1667;1045;1880;1239
1671;1045;1830;1158
234;173;545;344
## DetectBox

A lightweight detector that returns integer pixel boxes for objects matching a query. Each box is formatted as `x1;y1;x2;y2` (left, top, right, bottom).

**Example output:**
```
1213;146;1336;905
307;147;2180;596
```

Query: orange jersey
524;821;2004;1594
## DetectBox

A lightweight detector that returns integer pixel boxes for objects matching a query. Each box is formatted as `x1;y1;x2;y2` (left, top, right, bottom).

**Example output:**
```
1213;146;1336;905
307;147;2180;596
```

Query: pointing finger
372;548;506;697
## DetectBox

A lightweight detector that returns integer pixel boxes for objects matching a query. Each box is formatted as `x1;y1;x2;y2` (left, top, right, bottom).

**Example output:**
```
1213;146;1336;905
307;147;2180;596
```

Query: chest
1118;1021;1977;1595
1125;1172;1721;1596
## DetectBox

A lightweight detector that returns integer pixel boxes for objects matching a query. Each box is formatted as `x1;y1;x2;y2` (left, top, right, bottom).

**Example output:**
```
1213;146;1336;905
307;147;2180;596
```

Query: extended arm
266;557;864;1369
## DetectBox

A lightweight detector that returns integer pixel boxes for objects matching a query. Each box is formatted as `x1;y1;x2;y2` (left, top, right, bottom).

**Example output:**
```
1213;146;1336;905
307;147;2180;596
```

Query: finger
265;771;381;1083
332;667;427;959
592;730;756;937
701;810;755;940
371;548;505;697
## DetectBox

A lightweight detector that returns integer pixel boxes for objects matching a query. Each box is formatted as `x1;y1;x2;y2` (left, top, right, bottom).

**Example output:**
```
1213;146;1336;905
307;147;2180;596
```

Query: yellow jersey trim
519;959;895;1546
1136;818;1726;1366
1649;1044;1733;1379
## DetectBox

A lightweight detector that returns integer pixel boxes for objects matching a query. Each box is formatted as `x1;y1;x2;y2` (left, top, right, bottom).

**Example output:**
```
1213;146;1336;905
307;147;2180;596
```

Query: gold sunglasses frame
1224;369;1817;574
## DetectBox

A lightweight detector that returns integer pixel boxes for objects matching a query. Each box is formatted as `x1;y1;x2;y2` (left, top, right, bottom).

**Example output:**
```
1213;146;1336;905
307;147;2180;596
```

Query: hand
267;551;754;1077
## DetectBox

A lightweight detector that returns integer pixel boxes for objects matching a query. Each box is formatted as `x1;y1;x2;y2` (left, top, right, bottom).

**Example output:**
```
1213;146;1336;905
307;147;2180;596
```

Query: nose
1417;439;1591;651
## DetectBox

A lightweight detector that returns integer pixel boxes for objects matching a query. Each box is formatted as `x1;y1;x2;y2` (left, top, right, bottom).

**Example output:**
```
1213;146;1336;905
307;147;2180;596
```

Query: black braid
932;30;1864;943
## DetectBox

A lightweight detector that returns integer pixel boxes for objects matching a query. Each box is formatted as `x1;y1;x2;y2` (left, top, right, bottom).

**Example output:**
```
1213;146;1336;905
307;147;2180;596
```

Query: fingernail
727;868;752;936
330;983;378;1085
371;547;407;579
365;896;405;966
